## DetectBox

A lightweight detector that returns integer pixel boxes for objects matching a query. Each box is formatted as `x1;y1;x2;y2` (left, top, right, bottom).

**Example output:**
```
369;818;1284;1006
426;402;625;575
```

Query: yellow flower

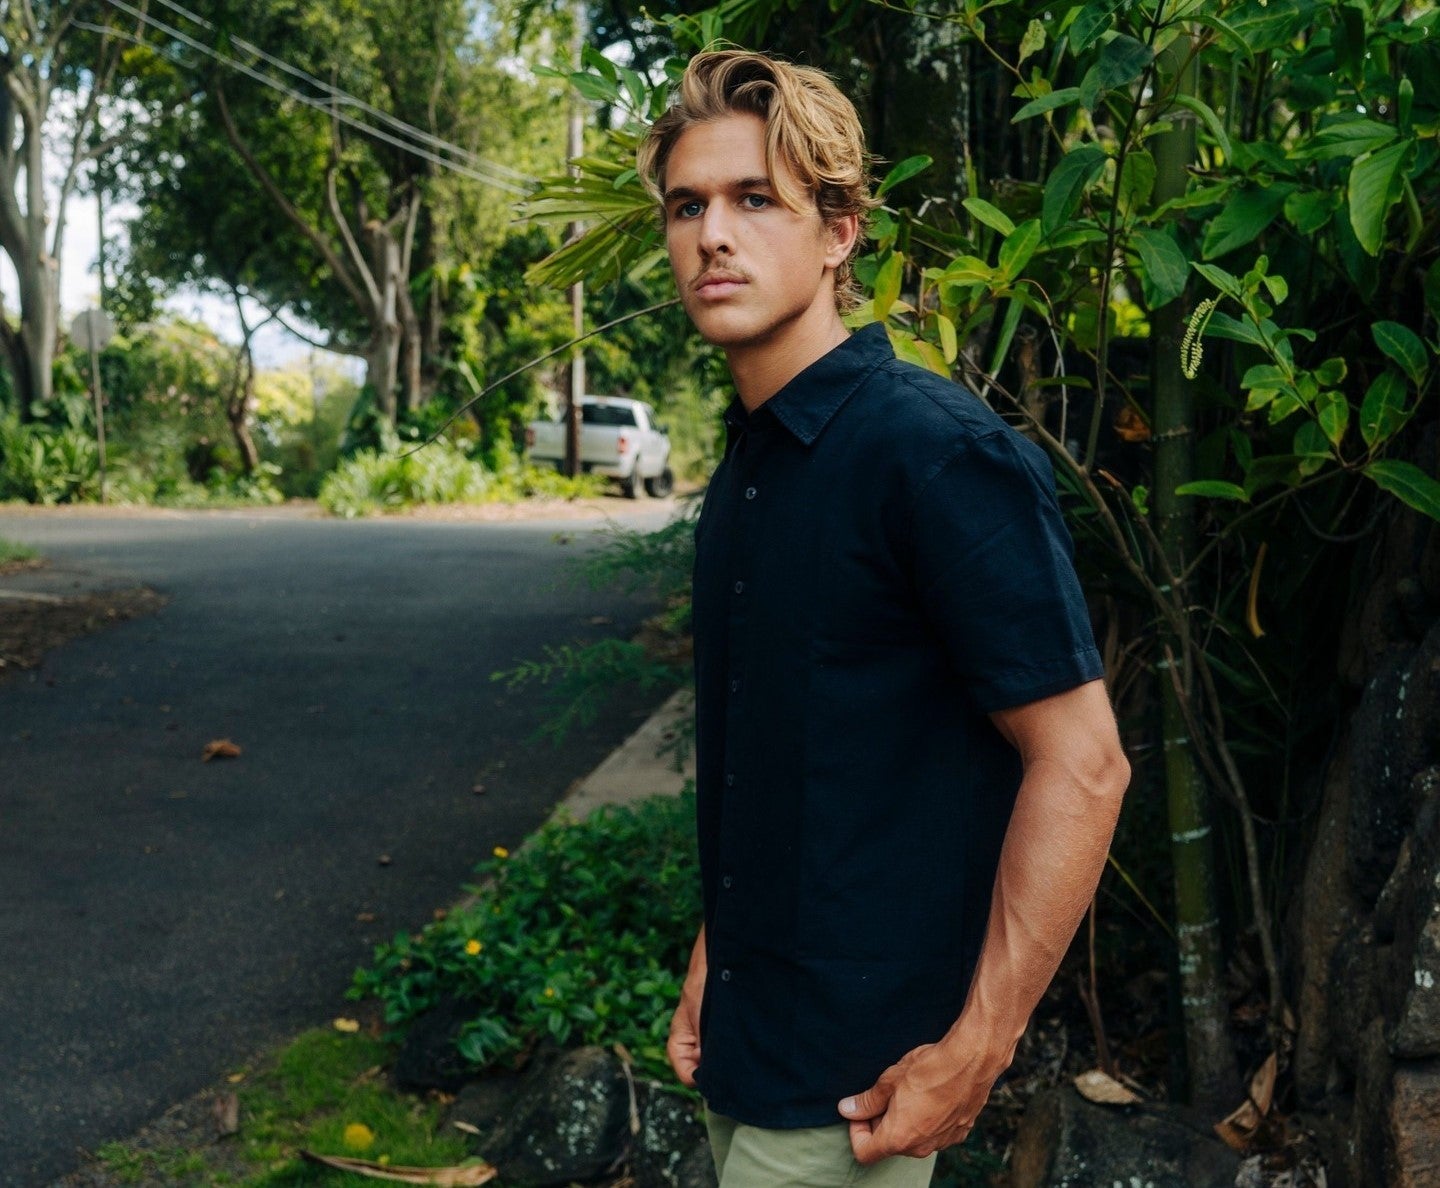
343;1122;375;1151
465;939;482;956
492;845;509;859
332;1017;360;1034
544;987;555;998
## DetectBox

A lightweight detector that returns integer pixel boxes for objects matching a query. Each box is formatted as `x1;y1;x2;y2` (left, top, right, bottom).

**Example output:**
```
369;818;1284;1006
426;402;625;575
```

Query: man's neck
727;302;850;413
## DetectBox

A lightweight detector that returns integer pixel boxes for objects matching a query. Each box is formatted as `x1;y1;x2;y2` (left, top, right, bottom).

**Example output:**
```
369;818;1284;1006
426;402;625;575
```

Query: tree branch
213;81;370;313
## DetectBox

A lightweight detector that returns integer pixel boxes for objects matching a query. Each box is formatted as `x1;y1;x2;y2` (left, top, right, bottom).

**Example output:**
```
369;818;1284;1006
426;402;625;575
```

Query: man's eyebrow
662;176;775;204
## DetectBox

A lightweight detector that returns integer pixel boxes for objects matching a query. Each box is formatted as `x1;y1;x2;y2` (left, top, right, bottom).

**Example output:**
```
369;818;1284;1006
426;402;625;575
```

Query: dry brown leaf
1114;405;1151;443
201;738;241;762
1073;1068;1140;1105
1214;1052;1280;1150
212;1091;240;1137
451;1120;481;1136
298;1151;497;1185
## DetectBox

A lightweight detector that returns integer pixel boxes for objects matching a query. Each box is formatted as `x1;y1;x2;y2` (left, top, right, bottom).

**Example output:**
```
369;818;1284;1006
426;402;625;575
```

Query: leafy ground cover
351;791;701;1084
63;1027;477;1187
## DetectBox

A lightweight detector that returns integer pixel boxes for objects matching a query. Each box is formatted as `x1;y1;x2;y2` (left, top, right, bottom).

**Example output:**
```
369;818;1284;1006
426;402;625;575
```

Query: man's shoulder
848;350;1015;455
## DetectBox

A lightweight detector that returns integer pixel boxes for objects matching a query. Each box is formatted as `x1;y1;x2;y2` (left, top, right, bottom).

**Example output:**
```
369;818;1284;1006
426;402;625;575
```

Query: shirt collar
722;322;894;447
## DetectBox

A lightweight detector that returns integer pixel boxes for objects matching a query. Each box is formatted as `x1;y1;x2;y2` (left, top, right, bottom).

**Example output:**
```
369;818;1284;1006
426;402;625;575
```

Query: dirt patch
0;586;167;680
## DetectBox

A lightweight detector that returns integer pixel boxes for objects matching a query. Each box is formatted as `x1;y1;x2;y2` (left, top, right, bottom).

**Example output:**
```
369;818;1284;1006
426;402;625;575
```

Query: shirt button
733;580;745;594
744;486;757;500
720;969;732;982
722;875;733;889
725;773;736;787
730;678;742;693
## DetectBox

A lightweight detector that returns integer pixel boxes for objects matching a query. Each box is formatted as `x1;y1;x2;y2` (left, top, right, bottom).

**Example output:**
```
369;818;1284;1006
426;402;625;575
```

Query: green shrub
350;790;700;1084
0;414;100;504
317;440;491;517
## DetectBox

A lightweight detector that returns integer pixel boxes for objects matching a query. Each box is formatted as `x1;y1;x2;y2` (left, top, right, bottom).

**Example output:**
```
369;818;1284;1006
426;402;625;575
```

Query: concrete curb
554;687;695;820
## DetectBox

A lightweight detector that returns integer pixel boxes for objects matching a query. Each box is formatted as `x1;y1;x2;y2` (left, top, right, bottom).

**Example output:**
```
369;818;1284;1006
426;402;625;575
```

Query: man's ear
824;213;861;269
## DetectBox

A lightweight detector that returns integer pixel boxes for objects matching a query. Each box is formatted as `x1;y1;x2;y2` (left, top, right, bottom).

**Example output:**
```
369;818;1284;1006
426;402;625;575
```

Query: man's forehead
665;115;771;183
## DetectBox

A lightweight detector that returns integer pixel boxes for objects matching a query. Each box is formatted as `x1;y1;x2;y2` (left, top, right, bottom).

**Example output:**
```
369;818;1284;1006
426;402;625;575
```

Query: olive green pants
705;1110;937;1188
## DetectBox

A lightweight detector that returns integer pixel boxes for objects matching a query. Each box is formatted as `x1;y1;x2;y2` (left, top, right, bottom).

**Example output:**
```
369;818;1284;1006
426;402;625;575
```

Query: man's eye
677;201;703;218
741;194;770;209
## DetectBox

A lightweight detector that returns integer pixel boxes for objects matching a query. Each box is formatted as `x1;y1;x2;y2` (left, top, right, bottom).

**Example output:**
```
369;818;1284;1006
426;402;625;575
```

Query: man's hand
667;927;707;1087
839;1032;1010;1163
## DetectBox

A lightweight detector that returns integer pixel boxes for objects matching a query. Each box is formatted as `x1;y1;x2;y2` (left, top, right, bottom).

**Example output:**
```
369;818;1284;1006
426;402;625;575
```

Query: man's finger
838;1081;891;1122
848;1117;896;1166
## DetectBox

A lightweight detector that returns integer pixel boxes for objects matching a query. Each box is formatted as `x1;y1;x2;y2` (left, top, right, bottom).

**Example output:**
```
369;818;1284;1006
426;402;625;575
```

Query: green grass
0;537;37;566
93;1028;478;1187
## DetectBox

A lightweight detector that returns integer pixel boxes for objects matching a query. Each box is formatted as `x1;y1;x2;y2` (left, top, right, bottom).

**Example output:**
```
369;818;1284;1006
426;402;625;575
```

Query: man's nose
698;204;734;256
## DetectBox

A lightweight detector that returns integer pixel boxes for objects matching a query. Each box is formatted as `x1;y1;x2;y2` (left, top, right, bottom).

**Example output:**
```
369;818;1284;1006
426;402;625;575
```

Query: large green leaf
1175;480;1249;502
1011;87;1083;123
963;198;1015;236
1283;190;1338;235
1042;146;1108;234
1169;95;1234;162
1079;35;1154;110
1359;369;1411;448
1316;389;1350;447
1226;0;1306;51
1365;460;1440;523
1131;227;1189;308
876;155;934;199
1116;150;1156;212
1201;184;1293;259
998;219;1042;281
1068;2;1113;52
1298;118;1398;161
1372;320;1429;384
1348;139;1415;256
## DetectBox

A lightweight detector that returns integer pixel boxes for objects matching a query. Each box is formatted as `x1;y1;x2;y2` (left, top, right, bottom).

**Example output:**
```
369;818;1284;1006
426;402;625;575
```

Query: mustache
690;266;752;290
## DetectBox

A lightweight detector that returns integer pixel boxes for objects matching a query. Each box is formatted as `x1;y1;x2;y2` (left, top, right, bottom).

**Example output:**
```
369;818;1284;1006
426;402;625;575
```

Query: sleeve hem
971;647;1106;714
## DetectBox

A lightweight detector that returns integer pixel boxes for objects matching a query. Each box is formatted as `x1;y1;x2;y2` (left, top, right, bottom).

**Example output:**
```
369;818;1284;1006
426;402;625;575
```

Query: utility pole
563;0;586;477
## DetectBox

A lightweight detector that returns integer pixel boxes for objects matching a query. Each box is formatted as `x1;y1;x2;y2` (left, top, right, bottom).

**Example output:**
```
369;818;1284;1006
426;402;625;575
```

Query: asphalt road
0;502;679;1185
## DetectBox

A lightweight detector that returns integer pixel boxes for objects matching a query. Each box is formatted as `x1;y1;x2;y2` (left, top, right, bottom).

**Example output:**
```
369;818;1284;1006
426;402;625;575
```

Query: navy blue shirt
690;322;1103;1128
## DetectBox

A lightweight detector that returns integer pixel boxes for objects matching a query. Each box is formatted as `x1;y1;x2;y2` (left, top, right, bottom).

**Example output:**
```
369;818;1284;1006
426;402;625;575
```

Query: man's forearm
945;725;1128;1066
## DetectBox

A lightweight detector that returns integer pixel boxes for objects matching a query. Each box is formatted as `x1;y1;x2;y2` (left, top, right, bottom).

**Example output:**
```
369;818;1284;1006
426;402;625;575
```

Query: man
638;49;1130;1186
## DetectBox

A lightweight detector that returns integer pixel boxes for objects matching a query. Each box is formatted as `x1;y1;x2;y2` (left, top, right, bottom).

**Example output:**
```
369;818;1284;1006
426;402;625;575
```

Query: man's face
661;113;850;351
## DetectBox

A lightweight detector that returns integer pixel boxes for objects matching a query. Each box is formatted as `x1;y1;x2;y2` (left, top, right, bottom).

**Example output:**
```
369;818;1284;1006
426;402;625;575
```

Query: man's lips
694;273;748;298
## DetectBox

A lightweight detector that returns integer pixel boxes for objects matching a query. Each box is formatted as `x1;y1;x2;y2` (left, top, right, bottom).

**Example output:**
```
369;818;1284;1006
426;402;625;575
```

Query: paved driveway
0;503;679;1185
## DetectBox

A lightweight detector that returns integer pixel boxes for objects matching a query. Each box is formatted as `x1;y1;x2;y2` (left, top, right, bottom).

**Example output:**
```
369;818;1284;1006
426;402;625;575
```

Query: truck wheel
644;467;675;498
621;460;641;499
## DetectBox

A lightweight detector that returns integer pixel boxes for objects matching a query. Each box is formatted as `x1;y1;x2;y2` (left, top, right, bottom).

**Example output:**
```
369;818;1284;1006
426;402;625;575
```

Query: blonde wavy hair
638;49;877;311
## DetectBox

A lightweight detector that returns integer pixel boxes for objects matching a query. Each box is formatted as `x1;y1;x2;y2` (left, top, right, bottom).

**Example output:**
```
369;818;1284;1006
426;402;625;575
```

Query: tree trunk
366;223;402;422
1151;36;1238;1111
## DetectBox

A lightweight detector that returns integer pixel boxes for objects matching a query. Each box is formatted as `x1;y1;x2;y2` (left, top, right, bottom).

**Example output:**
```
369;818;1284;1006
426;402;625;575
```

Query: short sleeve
912;427;1103;712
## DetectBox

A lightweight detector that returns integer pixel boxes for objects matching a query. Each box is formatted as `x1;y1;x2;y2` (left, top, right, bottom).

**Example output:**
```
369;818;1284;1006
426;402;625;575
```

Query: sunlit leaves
1359;370;1412;449
1372;321;1430;386
1349;140;1415;255
1365;460;1440;522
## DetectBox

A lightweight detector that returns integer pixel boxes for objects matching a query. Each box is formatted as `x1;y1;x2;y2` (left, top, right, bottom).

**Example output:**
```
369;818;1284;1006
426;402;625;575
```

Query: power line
146;0;532;183
95;0;535;195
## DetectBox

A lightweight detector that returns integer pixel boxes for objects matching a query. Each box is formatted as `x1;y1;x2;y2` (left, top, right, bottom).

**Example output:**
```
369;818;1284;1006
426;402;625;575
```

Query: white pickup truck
525;396;674;498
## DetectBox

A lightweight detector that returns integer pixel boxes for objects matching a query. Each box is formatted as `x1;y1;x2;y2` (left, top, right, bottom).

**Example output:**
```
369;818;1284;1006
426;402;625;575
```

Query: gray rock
1293;730;1364;1102
1009;1088;1240;1188
1389;1058;1440;1187
1348;647;1427;903
478;1045;629;1186
1384;772;1440;1057
630;1084;715;1188
1327;922;1385;1077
